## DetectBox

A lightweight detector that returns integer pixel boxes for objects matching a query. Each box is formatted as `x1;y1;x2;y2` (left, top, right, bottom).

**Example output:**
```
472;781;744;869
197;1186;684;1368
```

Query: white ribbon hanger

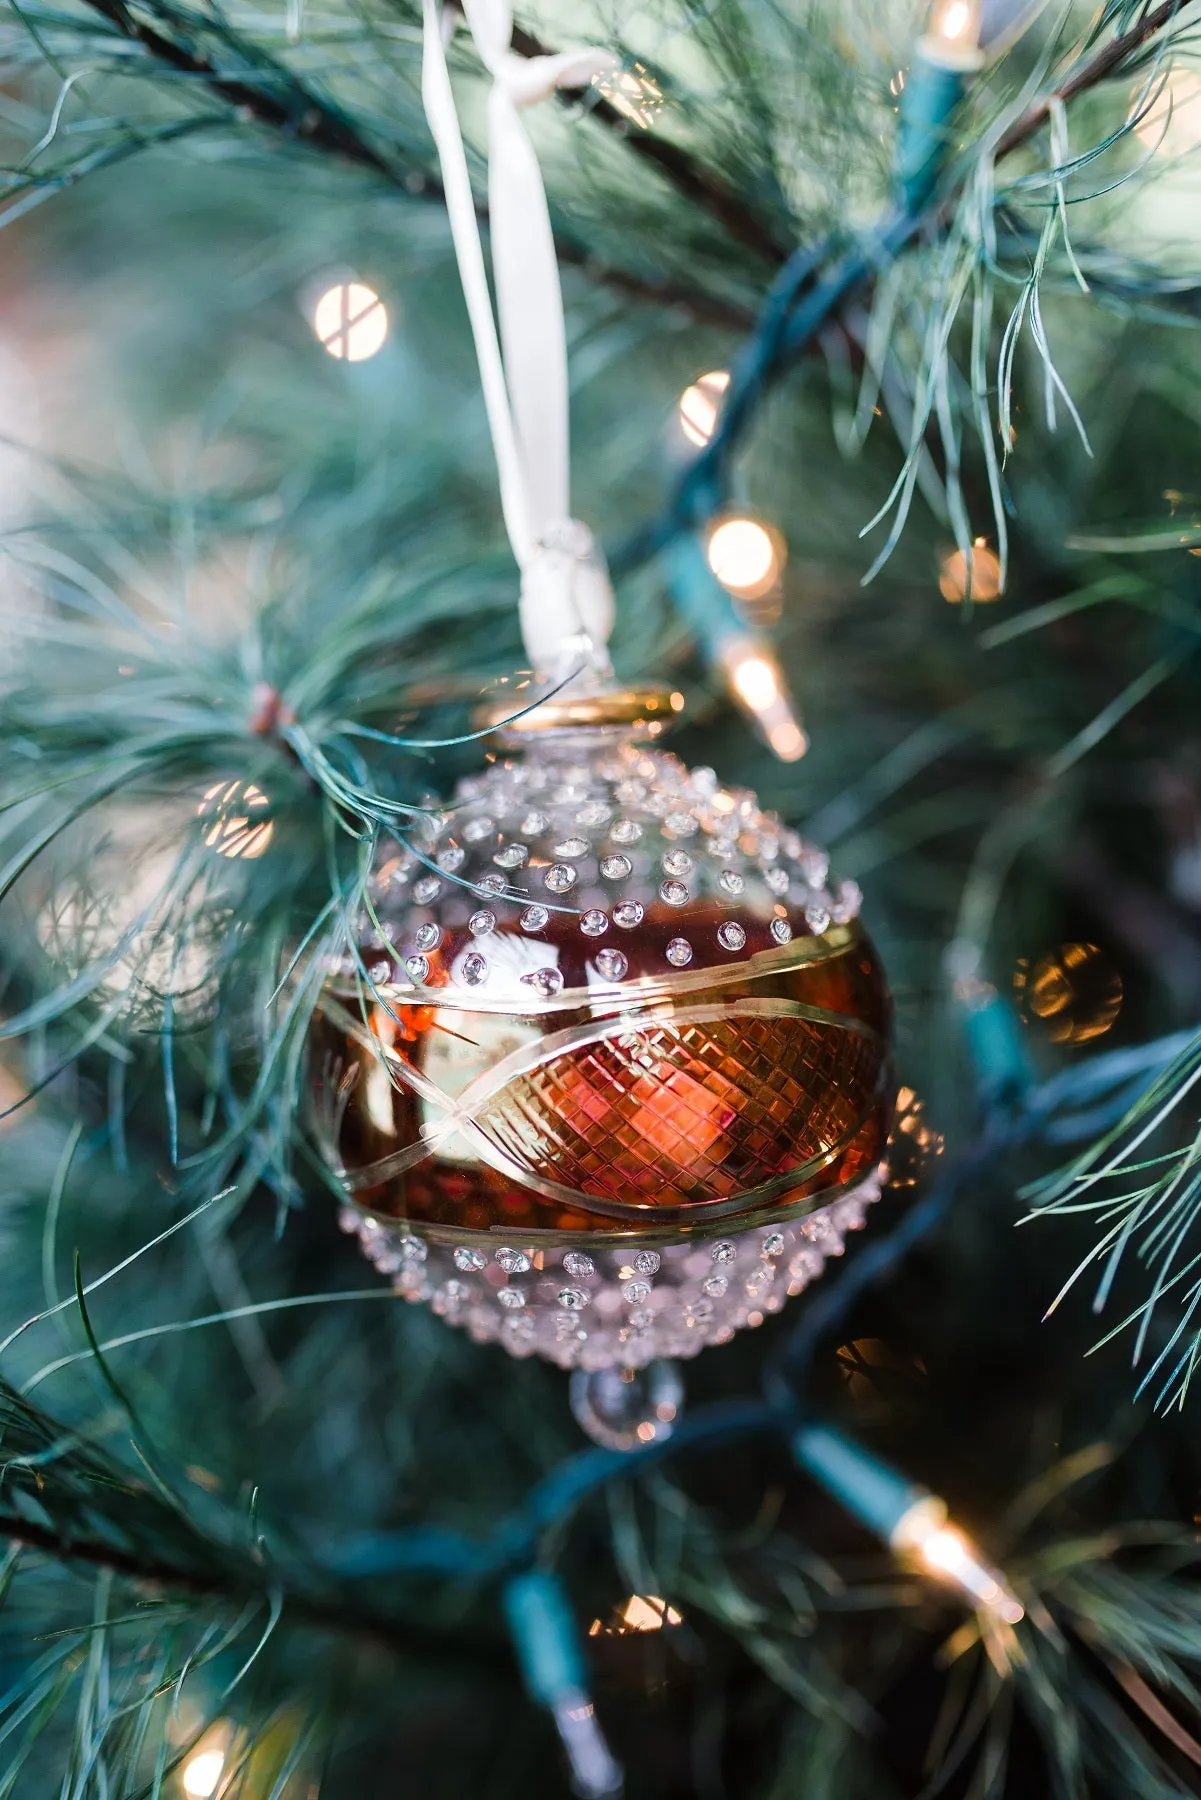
420;0;620;685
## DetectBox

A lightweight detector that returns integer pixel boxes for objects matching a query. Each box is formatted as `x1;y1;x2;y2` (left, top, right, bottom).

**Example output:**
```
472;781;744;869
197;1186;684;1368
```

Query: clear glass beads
338;1174;882;1370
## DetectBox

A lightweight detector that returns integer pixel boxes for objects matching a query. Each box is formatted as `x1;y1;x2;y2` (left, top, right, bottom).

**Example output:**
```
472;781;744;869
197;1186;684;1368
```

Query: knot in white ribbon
520;521;615;685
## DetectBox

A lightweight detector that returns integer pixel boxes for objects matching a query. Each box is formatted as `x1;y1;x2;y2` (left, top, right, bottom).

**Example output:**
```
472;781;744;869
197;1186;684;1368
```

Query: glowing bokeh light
729;651;778;712
722;641;808;763
707;516;784;599
313;280;388;362
1014;942;1122;1044
199;780;273;859
892;1498;1024;1624
678;369;730;448
1132;69;1201;157
588;1594;684;1635
182;1747;226;1799
939;537;1003;602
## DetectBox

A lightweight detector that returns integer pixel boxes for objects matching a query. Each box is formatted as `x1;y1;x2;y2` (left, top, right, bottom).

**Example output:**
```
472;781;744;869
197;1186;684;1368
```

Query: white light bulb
921;0;985;68
934;0;977;43
313;281;388;362
720;639;808;764
768;719;807;762
891;1498;1024;1624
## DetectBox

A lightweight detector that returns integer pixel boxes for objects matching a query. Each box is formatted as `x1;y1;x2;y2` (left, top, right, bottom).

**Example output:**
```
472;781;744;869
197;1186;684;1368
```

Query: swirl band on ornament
314;990;892;1237
328;921;862;1018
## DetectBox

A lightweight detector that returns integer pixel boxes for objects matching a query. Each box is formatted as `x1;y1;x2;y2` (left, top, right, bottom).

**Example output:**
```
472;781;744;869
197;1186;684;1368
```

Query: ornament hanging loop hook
422;0;619;688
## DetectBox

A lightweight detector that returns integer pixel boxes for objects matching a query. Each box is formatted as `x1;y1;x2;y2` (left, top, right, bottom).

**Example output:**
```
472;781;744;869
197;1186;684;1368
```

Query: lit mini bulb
922;0;984;68
720;637;808;763
678;370;730;448
891;1496;1025;1624
313;280;388;361
706;515;785;601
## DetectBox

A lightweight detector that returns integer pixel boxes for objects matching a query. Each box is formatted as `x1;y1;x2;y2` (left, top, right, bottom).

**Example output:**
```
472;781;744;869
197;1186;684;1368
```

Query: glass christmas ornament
312;690;894;1387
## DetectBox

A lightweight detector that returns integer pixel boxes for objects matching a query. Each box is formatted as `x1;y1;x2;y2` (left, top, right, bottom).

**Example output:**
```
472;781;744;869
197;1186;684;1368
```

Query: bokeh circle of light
182;1746;226;1798
678;370;730;448
706;516;784;599
1132;69;1201;155
939;537;1002;603
313;281;388;362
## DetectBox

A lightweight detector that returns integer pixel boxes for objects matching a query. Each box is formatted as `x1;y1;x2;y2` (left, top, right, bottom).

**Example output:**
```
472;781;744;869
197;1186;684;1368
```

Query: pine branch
0;1363;506;1674
3;1519;503;1672
78;0;397;178
64;0;756;329
629;0;1195;564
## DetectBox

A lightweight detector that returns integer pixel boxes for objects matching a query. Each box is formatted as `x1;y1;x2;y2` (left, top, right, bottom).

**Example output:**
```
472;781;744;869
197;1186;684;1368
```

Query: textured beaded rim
338;1168;886;1369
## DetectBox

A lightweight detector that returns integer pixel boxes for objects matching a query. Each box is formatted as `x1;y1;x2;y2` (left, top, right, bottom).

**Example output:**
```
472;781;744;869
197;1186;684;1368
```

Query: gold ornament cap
475;680;685;743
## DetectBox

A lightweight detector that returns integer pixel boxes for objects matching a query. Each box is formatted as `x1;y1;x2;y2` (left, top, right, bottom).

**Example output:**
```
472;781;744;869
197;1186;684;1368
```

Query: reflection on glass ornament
313;695;894;1430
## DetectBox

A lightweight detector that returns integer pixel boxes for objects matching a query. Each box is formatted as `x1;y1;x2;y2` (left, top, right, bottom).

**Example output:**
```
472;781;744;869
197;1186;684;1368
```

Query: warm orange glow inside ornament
313;0;894;1443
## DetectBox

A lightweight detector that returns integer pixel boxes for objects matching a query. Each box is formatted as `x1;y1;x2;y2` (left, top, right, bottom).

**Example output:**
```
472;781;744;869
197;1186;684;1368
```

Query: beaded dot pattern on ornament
357;742;863;1001
338;1170;883;1369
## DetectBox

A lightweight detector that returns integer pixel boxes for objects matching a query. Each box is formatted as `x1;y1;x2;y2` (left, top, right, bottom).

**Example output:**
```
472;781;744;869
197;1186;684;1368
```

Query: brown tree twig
509;22;790;269
994;0;1187;164
83;0;397;178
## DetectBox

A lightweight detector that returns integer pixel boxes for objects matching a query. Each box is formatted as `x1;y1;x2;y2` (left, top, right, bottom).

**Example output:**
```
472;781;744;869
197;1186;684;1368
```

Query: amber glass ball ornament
311;684;893;1393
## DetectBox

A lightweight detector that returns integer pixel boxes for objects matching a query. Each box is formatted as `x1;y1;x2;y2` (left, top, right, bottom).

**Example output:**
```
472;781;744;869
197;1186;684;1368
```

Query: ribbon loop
421;0;617;683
